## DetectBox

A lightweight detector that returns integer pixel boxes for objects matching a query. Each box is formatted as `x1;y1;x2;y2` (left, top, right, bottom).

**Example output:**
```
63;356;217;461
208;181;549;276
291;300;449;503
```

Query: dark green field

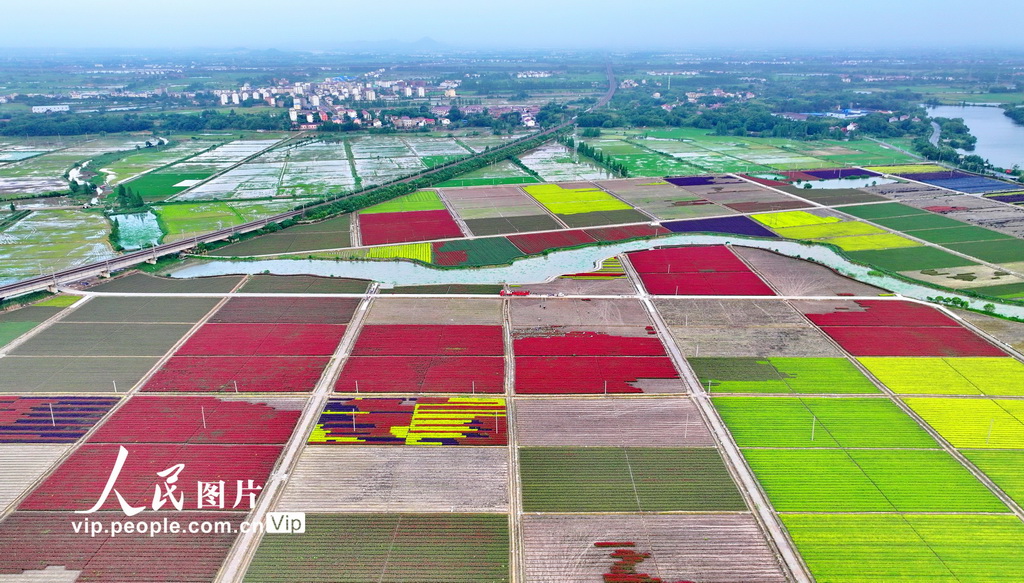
557;209;650;228
89;273;243;293
519;447;745;512
433;237;526;267
62;297;219;323
946;239;1024;264
239;274;370;294
689;357;878;394
847;247;977;271
785;188;888;205
127;172;212;200
208;215;352;256
907;226;1014;245
872;214;965;231
10;323;192;356
839;202;928;220
243;514;509;583
0;305;64;348
464;215;562;236
0;356;158;393
969;281;1024;298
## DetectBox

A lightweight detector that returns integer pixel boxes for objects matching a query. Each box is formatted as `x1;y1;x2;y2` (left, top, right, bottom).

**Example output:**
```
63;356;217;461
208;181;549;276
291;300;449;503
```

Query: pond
927;104;1024;169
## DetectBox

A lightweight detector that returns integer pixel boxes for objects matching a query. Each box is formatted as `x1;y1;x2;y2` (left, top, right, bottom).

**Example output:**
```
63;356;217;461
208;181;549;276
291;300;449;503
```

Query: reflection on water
927;105;1024;169
171;234;1024;320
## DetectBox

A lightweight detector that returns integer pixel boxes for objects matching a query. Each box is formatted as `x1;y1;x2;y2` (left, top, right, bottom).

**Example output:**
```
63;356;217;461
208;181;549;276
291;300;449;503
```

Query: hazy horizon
3;0;1023;52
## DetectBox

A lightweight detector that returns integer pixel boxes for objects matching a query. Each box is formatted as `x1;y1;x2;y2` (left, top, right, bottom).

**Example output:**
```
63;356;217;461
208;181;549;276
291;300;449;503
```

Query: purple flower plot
662;216;778;238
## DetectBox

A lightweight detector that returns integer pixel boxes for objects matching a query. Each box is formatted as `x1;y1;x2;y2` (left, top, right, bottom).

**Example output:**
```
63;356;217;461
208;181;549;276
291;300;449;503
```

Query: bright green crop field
744;449;1005;512
690;357;878;394
714;397;937;448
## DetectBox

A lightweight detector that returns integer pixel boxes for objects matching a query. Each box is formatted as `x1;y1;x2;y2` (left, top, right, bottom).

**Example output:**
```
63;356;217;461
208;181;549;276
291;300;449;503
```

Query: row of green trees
0;110;289;137
560;136;628;177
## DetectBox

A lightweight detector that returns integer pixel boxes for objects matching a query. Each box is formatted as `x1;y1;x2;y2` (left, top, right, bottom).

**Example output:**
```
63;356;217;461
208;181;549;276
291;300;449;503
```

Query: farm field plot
358;208;463;245
523;514;787;583
209;215;351;256
0;209;115;286
88;396;300;444
507;229;596;254
365;298;501;325
0;356;160;393
350;324;503;356
10;322;192;357
309;397;505;446
690;357;878;394
0;136;144;196
143;355;329;393
87;272;243;293
436;159;537;187
156;199;310;242
0;445;71;511
517;143;615;181
519;447;745;512
516;355;683;394
744;449;1005;512
431;237;528;266
20;443;283;511
594;177;733;221
627;246;775;296
337;323;504;393
127;170;215;200
513;256;636;295
713;396;938;448
859;357;1024;396
382;283;504;295
957;309;1024;353
169;163;283;201
0;304;66;349
946;238;1024;264
962;450;1024;507
176;323;346;356
276;446;508;512
515;397;713;447
522;183;648;227
846;245;978;271
0;511;244;583
210;297;359;324
662;215;778;238
782;514;1024;583
243;514;509;583
0;396;118;443
903;397;1024;449
510;298;651;327
237;274;369;294
336;355;504;393
800;299;1006;357
580;136;703;177
360;190;447;214
61;296;218;323
514;328;667;357
657;299;841;357
100;140;213;186
441;185;554;220
731;247;887;296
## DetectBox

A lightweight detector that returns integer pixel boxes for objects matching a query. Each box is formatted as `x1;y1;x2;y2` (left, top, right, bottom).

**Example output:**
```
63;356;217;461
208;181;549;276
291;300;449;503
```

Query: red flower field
351;325;504;356
88;396;300;444
142;356;329;393
335;356;504;393
177;323;346;356
516;356;680;394
359;209;463;245
507;230;597;254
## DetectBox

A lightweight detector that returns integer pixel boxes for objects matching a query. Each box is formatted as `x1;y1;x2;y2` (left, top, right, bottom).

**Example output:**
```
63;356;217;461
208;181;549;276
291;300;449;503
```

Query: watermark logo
265;512;305;534
75;445;264;515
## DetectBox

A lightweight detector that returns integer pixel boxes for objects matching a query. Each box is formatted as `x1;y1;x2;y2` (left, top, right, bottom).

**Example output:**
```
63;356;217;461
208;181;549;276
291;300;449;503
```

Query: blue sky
3;0;1023;50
